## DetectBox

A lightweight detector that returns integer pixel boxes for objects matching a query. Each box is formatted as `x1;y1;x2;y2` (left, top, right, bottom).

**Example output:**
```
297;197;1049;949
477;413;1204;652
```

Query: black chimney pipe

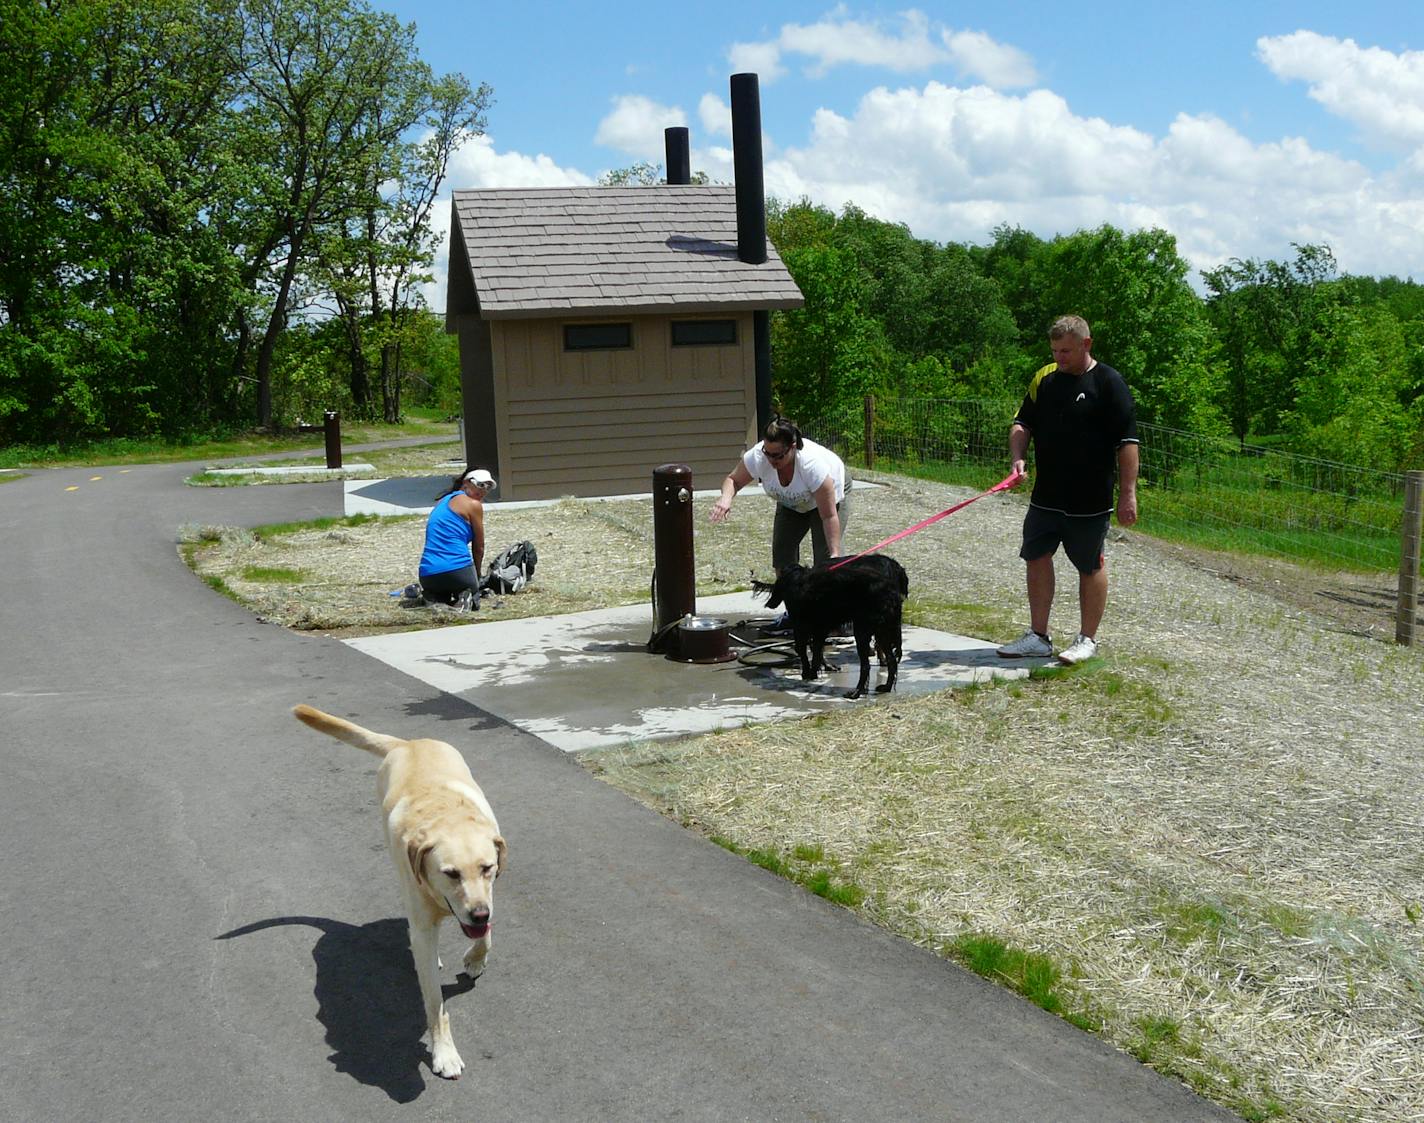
729;73;766;265
664;127;690;185
730;73;773;433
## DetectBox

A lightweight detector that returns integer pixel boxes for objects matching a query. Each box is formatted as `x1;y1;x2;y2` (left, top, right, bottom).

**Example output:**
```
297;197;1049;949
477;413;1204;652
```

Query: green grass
241;565;308;583
250;512;392;542
858;454;1006;493
948;933;1073;1018
859;433;1407;576
1138;484;1401;572
0;414;457;470
710;837;866;909
907;596;1016;640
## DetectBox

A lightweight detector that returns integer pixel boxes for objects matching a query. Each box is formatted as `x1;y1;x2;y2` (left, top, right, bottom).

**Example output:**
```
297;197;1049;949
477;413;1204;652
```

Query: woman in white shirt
709;416;851;572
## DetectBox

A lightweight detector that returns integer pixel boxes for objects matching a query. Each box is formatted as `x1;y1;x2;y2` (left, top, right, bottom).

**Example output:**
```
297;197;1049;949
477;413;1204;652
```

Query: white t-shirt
742;437;847;514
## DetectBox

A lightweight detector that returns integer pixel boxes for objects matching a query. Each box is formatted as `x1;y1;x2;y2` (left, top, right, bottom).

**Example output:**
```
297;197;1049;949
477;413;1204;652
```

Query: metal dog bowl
668;615;738;664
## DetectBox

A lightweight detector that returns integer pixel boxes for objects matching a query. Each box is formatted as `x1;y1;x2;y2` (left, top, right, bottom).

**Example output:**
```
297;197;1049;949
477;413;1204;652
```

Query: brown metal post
1397;470;1423;645
651;464;696;653
864;395;875;471
323;410;342;469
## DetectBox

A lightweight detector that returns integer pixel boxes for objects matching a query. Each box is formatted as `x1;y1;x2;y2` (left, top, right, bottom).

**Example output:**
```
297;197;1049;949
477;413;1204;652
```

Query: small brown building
445;185;803;500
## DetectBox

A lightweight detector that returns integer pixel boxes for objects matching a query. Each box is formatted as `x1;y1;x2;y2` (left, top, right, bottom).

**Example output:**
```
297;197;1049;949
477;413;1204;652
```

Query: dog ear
406;837;435;886
493;834;508;878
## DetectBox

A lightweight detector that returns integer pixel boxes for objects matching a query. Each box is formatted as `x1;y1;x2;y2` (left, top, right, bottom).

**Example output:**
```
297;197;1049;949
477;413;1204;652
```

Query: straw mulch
186;471;1424;1122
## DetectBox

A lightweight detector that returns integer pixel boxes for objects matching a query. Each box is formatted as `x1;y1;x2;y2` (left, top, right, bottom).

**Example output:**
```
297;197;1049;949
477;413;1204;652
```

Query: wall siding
489;313;756;499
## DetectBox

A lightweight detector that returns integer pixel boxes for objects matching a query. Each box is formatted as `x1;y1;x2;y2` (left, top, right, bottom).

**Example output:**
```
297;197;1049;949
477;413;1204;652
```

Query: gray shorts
1020;505;1110;575
772;485;852;571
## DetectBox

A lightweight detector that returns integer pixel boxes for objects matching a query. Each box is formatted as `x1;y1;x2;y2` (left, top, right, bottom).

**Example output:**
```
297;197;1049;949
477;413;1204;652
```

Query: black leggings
419;565;481;605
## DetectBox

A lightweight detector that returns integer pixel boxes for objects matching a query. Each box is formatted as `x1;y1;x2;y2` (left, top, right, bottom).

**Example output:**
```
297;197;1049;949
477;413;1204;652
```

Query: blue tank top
419;493;475;577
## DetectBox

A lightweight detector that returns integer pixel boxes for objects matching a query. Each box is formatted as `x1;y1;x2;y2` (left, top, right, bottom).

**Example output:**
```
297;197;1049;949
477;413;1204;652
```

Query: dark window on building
671;319;737;346
564;322;632;351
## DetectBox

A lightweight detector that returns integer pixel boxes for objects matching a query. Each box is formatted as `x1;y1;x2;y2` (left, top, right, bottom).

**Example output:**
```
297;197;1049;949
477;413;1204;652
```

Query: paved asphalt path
0;459;1236;1122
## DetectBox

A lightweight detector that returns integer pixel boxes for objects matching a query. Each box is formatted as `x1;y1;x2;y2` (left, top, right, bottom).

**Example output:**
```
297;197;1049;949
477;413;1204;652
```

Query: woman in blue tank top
418;466;495;609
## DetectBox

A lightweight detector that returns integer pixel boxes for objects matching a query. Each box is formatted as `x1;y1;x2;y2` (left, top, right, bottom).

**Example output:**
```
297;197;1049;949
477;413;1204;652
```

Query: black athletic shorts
1019;505;1110;575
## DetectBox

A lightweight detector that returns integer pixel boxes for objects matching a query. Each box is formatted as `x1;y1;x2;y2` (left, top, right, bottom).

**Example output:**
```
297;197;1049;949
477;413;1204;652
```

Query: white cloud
730;10;1035;90
418;135;594;311
699;92;731;138
1258;31;1424;151
727;40;787;83
761;80;1422;280
594;94;687;159
780;10;946;76
445;133;594;190
941;30;1037;89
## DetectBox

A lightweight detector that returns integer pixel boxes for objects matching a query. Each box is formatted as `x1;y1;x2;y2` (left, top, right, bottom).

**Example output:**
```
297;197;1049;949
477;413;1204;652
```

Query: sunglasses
764;444;792;462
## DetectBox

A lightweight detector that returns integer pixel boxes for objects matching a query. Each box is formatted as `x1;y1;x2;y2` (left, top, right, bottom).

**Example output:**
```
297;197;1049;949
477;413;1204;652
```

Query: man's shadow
217;916;475;1102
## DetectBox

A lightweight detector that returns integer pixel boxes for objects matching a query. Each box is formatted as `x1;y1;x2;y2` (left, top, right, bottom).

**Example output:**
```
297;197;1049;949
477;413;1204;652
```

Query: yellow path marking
90;475;103;481
65;486;79;491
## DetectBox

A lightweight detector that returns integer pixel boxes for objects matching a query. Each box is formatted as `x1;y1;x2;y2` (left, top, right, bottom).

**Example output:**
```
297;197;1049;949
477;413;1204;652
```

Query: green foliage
0;0;489;446
979;224;1223;432
6;5;1419;477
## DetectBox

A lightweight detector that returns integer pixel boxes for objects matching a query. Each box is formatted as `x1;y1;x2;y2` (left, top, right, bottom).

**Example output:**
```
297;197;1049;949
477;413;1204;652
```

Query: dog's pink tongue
461;921;489;939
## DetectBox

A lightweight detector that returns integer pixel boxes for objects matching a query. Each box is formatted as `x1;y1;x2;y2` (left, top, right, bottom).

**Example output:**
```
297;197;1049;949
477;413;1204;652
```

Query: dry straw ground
186;464;1424;1123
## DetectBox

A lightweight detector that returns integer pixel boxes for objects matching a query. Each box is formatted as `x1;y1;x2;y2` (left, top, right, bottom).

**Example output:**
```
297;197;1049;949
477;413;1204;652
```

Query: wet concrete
345;591;1035;752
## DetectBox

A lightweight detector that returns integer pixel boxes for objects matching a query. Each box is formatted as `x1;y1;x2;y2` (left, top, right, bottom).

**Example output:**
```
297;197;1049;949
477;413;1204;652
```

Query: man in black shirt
997;316;1139;664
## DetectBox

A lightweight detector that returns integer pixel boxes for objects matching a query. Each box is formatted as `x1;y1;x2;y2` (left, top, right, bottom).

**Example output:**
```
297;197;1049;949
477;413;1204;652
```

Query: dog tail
292;704;402;758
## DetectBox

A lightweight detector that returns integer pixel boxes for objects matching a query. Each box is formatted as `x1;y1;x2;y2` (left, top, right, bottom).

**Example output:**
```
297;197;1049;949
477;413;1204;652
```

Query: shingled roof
446;185;804;321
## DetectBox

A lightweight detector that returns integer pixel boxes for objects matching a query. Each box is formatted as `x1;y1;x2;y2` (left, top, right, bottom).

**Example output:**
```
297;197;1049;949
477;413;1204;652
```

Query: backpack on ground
482;539;538;594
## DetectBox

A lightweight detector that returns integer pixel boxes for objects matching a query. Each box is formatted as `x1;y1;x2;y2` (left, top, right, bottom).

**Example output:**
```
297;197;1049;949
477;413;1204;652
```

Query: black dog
753;554;908;699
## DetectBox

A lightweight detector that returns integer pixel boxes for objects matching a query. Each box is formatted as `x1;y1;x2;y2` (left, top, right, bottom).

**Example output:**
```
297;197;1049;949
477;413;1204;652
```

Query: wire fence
803;396;1419;580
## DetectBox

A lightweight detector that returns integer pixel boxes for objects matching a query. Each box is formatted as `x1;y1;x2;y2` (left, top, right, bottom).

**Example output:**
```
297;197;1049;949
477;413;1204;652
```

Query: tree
0;0;249;444
1020;225;1221;431
315;68;491;420
771;242;889;427
1201;244;1339;442
597;160;711;186
227;0;433;428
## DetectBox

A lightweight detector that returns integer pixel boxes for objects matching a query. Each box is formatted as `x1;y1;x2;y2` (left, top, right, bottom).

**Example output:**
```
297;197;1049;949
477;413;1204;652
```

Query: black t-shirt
1014;362;1138;515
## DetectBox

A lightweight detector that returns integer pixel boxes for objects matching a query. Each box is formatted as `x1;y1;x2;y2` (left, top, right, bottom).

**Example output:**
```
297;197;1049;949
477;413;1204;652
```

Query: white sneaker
997;629;1052;658
1057;633;1097;664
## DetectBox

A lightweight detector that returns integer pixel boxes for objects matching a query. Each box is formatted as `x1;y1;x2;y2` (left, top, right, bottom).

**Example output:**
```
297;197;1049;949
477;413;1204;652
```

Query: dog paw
462;944;490;979
431;1040;465;1080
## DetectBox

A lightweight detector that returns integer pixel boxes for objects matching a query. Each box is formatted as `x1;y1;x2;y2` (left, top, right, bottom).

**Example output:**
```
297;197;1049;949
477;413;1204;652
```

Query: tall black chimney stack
730;73;766;265
664;127;690;185
730;73;772;432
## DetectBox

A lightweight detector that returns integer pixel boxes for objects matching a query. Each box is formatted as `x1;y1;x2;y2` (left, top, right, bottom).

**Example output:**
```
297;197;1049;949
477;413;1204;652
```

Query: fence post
1398;470;1423;646
864;395;875;471
323;410;342;470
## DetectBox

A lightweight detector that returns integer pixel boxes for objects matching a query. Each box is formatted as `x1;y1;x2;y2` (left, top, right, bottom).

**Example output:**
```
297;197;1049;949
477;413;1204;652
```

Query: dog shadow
216;915;475;1102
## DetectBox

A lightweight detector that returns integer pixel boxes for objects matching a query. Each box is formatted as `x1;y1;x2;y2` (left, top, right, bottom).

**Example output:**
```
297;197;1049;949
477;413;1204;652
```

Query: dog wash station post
648;463;737;664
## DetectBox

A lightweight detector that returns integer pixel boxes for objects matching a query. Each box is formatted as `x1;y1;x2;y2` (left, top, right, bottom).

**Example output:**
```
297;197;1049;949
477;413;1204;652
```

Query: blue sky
383;2;1424;296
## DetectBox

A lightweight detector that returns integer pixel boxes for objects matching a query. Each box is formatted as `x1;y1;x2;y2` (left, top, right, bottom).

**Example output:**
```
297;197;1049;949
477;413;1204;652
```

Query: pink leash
829;469;1025;571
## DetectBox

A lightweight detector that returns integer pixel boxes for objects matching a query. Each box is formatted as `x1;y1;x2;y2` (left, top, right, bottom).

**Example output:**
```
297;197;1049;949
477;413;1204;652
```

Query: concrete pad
344;591;1036;752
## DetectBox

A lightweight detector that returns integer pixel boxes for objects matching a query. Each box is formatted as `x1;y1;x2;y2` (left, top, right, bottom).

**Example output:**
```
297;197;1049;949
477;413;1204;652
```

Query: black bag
483;540;538;593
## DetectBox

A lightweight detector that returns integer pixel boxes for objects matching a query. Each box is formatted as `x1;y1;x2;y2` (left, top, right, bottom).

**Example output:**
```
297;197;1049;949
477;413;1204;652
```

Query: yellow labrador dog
293;705;506;1080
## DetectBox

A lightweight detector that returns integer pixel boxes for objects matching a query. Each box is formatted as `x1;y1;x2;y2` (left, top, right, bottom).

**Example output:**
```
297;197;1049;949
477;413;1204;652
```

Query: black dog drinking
753;555;907;699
